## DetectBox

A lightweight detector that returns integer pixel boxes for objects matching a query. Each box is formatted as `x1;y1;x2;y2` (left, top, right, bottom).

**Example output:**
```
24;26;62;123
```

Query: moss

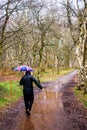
74;87;87;108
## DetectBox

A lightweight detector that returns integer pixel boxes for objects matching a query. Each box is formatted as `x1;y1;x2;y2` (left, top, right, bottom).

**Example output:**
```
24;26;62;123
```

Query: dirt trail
0;71;87;130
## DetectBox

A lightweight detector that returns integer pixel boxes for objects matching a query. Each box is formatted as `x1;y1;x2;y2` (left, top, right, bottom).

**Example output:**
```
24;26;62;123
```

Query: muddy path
0;70;87;130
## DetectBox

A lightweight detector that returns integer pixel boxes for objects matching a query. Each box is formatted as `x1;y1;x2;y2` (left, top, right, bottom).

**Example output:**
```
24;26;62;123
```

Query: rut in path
0;71;83;130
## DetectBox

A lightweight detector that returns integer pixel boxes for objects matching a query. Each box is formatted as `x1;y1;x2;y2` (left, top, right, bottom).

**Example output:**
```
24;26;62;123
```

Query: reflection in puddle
33;87;63;114
29;87;64;130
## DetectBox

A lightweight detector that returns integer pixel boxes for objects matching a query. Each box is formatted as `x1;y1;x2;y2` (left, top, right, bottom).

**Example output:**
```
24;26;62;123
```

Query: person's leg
23;93;31;116
23;93;29;112
28;93;34;111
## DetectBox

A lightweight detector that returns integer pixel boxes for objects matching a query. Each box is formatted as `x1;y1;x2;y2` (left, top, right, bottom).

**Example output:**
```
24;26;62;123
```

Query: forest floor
0;70;87;130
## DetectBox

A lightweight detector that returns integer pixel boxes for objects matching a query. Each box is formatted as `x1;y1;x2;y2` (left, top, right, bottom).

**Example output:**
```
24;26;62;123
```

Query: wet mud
0;71;87;130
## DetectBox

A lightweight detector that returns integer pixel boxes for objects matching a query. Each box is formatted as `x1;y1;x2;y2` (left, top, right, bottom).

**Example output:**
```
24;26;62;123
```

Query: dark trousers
23;92;34;112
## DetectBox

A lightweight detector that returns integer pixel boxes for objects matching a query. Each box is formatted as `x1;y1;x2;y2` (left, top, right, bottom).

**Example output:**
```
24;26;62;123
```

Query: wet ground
0;70;87;130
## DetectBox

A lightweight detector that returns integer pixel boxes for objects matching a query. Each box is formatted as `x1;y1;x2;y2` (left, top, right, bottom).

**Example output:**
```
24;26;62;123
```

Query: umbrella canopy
13;65;34;72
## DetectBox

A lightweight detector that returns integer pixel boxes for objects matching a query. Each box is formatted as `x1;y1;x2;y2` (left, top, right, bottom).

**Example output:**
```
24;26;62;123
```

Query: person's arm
32;76;43;89
19;77;24;86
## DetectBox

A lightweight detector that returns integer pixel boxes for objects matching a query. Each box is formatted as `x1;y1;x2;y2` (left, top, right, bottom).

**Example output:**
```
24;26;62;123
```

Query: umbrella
13;65;34;72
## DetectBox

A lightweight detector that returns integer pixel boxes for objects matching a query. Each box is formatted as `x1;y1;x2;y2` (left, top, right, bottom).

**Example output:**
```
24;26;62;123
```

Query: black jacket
20;73;42;94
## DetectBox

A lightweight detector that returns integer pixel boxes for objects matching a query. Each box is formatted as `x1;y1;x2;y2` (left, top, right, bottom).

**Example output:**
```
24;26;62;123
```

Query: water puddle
33;88;63;114
10;87;65;130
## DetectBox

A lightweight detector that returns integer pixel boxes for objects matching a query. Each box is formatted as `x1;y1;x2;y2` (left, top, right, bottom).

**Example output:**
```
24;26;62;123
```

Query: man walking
20;71;44;116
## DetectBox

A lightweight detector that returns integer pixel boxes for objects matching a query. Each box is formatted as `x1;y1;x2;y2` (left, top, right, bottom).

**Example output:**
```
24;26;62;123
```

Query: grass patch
74;87;87;108
0;81;22;108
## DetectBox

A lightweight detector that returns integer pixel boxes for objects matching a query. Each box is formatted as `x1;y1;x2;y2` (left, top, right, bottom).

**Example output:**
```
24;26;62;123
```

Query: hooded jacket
20;71;42;94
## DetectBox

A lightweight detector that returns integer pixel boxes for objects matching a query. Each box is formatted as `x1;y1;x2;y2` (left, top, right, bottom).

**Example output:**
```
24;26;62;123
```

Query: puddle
11;88;64;130
33;88;63;114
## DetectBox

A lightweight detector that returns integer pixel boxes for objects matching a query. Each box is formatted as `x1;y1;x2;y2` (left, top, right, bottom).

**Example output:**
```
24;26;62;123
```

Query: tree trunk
76;4;87;92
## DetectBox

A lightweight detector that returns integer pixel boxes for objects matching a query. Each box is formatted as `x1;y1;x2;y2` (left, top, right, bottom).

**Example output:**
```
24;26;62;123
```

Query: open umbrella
13;65;34;72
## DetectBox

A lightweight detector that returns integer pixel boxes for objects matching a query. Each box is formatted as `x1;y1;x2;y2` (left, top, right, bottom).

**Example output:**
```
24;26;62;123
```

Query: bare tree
65;0;87;92
0;0;23;66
